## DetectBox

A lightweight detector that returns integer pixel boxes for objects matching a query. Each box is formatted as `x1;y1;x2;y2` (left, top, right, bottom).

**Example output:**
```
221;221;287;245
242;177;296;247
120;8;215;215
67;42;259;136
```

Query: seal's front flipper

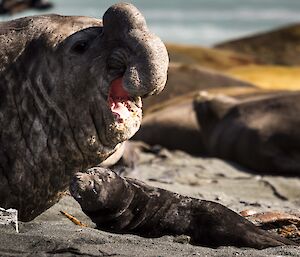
70;167;298;249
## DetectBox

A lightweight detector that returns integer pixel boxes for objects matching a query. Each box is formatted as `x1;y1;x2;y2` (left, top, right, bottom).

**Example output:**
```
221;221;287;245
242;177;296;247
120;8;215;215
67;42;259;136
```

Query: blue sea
1;0;300;46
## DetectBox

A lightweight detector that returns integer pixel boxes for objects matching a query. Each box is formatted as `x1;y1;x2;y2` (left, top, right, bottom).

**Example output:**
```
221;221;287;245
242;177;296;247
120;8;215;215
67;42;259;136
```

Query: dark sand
0;148;299;257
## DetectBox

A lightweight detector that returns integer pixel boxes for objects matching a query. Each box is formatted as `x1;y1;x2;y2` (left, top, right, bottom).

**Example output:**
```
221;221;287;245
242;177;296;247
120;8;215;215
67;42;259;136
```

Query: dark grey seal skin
70;167;296;249
194;91;300;176
134;91;300;176
133;100;203;155
0;3;168;221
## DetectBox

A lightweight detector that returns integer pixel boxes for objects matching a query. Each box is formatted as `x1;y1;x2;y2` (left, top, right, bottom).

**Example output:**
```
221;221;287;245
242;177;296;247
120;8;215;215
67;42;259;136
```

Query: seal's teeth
135;97;142;108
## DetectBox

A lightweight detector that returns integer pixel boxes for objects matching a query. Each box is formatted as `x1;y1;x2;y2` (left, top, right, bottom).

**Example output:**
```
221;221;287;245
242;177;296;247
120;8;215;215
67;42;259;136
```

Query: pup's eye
71;41;89;54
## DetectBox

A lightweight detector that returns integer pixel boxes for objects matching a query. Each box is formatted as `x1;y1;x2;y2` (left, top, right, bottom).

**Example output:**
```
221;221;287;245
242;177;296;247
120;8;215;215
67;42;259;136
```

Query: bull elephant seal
70;167;296;249
134;91;300;176
0;3;168;221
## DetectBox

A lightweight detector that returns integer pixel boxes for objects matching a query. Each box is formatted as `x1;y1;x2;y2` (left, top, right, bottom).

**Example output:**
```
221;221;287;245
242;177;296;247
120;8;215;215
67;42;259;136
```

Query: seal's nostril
107;49;128;81
112;48;128;63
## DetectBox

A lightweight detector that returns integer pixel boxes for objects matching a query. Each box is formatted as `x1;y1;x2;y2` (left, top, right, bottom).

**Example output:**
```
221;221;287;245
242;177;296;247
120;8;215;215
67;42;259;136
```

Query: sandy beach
0;148;299;257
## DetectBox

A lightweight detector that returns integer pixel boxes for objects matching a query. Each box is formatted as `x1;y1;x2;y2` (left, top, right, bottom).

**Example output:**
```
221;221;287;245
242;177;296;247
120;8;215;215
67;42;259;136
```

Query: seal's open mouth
103;75;142;146
108;77;142;123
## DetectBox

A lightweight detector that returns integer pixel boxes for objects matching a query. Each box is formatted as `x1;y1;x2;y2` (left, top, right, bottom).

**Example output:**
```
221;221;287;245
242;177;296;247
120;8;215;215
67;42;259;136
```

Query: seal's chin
105;77;142;144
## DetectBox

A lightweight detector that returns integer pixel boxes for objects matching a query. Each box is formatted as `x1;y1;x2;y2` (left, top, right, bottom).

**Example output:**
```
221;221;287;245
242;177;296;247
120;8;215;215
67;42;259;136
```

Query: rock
173;235;191;244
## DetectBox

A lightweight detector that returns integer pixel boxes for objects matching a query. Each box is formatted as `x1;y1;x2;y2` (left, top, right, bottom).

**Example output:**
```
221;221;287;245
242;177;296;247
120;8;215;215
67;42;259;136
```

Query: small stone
173;234;191;244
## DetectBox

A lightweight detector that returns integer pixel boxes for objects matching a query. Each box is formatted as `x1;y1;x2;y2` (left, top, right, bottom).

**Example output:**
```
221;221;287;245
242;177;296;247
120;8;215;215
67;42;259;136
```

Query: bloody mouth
108;77;136;123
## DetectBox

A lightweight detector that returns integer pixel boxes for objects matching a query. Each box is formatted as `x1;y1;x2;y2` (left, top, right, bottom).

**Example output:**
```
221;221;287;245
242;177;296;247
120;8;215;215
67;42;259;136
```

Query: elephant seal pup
70;167;296;249
0;3;168;221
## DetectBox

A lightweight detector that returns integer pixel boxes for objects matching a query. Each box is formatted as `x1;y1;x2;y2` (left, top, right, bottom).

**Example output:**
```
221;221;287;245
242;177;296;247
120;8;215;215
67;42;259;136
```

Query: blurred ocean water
1;0;300;46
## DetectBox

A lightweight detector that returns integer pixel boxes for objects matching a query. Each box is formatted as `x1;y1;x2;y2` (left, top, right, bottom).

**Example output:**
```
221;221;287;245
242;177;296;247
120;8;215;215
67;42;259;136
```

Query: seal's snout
70;168;134;213
102;3;169;98
69;172;88;201
70;168;119;211
70;171;103;211
70;172;100;199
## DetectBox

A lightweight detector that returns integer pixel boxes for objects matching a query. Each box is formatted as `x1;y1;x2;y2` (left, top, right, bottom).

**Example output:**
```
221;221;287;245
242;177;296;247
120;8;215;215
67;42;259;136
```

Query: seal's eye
71;41;89;54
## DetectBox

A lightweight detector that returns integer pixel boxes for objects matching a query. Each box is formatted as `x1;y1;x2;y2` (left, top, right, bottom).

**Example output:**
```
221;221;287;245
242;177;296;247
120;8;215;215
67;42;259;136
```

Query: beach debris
60;211;88;227
241;210;300;242
239;209;258;217
0;207;18;233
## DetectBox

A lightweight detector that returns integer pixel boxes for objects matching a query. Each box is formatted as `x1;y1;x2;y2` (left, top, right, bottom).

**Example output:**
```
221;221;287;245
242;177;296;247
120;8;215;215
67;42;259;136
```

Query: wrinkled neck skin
0;32;117;221
0;3;168;221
